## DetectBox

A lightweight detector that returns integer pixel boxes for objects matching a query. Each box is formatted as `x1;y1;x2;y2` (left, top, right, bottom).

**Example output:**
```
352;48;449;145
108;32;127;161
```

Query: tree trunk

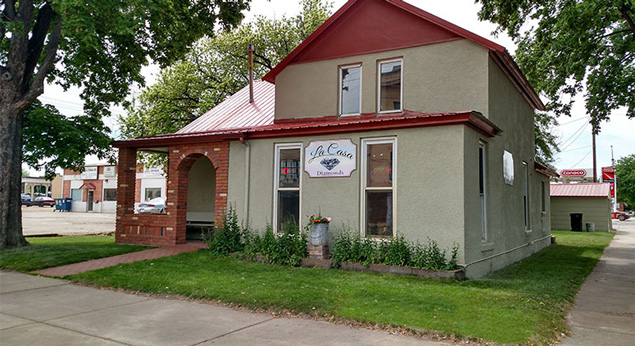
0;102;29;249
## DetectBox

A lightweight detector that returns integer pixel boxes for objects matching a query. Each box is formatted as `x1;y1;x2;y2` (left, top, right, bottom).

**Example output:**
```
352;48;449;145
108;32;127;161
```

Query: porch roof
112;110;502;149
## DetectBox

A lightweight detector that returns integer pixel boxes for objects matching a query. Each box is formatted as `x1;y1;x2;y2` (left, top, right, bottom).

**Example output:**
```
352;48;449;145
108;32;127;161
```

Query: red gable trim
79;183;96;190
262;0;545;111
112;111;501;149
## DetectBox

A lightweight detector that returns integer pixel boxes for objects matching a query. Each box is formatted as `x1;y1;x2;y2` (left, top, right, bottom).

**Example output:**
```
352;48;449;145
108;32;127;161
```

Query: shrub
330;228;459;271
240;219;308;267
207;206;244;255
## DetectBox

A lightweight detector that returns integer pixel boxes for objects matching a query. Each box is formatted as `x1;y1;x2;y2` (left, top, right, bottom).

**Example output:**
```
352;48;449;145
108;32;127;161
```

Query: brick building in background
63;163;166;213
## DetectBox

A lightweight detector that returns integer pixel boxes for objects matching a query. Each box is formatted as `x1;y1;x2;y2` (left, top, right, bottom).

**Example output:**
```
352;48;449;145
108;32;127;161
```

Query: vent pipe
247;44;255;103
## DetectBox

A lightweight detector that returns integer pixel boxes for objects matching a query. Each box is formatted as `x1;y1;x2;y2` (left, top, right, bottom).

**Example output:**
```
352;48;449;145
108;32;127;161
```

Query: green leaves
615;153;635;207
120;0;333;139
22;101;114;179
477;0;635;132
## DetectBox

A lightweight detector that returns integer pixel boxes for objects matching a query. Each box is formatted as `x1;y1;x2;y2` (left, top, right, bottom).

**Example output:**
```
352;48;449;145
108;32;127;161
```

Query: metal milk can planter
310;223;329;245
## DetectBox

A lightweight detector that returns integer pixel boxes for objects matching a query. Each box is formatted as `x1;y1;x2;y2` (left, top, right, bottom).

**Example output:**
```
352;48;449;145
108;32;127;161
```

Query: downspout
240;134;250;223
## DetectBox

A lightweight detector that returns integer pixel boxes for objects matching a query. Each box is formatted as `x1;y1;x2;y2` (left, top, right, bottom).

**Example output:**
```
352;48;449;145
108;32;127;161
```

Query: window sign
103;166;116;177
80;166;98;179
304;139;357;178
503;150;514;185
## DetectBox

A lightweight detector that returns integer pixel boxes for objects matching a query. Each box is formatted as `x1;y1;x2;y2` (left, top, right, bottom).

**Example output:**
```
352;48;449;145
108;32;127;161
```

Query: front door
87;190;94;212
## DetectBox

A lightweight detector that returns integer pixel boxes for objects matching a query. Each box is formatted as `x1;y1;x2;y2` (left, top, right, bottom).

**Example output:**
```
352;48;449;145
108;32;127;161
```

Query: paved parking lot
21;206;115;236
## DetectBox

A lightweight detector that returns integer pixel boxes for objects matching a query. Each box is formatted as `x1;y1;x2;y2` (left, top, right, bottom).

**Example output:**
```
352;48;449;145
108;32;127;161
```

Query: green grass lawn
0;236;151;272
67;231;613;345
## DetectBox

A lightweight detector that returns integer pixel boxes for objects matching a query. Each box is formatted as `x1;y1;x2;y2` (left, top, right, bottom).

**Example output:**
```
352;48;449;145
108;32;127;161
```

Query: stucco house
112;0;555;278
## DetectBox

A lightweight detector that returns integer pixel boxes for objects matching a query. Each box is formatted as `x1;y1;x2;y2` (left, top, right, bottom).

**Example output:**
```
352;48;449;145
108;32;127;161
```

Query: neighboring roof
535;162;559;178
79;182;97;190
177;80;275;134
262;0;545;111
112;110;500;148
550;183;611;198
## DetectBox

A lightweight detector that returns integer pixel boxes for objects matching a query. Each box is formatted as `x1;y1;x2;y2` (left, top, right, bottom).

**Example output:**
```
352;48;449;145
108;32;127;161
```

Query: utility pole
592;123;597;182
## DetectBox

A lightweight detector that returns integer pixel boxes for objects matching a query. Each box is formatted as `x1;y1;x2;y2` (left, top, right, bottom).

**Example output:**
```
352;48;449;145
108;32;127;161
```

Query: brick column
115;147;137;243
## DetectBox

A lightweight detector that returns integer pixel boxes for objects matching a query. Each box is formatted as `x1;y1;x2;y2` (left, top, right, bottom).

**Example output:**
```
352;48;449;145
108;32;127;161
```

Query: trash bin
585;222;595;232
570;212;583;232
54;198;72;212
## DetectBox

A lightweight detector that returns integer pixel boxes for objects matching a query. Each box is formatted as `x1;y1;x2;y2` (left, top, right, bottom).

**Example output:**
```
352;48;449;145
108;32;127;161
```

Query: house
550;183;612;232
112;0;556;278
62;164;166;213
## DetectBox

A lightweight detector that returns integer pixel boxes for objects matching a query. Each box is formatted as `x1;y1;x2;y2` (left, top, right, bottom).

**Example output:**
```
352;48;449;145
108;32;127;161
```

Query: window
523;161;530;229
274;144;301;232
144;188;161;201
541;181;546;212
103;188;117;201
362;138;396;237
70;189;82;201
339;64;361;115
378;59;402;113
479;142;487;240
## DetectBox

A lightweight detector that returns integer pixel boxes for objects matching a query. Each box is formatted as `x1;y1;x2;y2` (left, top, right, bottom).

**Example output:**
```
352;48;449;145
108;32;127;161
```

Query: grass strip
68;230;611;344
0;235;152;272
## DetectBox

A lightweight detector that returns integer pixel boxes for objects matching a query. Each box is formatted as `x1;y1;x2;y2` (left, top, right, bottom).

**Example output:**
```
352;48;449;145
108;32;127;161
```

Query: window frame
338;63;362;116
103;188;117;202
70;188;82;201
144;187;162;202
377;58;403;114
273;143;303;233
479;141;488;241
361;137;397;238
522;161;530;229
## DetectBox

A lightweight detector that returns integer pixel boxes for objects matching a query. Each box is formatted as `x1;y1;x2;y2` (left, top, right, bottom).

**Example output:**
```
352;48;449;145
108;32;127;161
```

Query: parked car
137;197;166;214
21;193;31;205
612;211;630;221
29;196;55;207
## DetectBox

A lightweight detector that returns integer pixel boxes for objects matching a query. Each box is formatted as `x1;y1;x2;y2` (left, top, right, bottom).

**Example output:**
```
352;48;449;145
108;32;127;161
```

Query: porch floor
33;241;207;277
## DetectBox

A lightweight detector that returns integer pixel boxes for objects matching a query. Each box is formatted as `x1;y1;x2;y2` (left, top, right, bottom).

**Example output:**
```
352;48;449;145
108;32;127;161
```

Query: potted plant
309;215;331;245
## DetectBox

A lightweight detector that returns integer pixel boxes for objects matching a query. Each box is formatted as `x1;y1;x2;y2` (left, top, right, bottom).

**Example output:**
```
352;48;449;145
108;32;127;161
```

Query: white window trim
377;58;403;114
479;141;488;241
360;137;397;238
273;143;303;233
339;63;362;116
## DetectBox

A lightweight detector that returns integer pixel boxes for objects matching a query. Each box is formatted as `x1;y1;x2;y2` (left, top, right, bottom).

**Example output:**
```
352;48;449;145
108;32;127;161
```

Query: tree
615;153;635;208
0;0;251;249
22;101;113;178
120;0;333;141
475;0;635;132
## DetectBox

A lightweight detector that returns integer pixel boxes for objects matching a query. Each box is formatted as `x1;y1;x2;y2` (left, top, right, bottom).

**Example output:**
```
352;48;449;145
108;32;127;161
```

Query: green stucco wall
275;39;489;119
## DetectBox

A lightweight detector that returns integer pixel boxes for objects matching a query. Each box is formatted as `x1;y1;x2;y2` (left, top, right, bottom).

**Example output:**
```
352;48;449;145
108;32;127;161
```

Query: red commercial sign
602;167;615;182
610;182;615;198
561;169;587;177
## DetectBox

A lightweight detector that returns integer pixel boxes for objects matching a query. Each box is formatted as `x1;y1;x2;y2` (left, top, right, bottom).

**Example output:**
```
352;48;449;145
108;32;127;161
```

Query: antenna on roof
247;44;255;104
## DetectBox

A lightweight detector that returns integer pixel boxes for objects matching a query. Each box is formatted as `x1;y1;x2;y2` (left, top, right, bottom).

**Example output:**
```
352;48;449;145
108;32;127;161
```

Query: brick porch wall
115;142;229;246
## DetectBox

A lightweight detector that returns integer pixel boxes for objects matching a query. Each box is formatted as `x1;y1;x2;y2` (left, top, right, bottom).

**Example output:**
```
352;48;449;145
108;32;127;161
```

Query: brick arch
175;149;222;172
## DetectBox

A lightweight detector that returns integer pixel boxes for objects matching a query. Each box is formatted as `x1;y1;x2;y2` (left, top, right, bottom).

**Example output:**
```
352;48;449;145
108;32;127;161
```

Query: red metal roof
112;110;500;148
550;183;611;197
262;0;544;111
176;80;275;134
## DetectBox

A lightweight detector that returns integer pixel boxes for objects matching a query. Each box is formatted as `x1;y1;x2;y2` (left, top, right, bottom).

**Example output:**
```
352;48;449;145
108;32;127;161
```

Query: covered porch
112;140;230;246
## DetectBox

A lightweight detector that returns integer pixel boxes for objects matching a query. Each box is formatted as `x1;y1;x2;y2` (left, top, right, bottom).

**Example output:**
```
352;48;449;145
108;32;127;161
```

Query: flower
309;215;331;224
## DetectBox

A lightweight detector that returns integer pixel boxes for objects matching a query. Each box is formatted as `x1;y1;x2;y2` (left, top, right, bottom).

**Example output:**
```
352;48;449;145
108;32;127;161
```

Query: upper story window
340;64;361;115
378;59;402;113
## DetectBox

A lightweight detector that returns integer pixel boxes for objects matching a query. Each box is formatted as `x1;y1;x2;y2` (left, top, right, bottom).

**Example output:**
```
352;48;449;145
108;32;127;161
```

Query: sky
35;0;634;175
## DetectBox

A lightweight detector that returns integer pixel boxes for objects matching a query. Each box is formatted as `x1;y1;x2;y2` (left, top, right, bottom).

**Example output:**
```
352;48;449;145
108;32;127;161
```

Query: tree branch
621;5;635;39
19;17;61;109
22;3;55;93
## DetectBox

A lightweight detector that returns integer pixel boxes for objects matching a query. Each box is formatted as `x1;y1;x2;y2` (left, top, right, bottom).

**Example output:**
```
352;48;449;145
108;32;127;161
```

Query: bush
331;229;459;270
207;206;244;255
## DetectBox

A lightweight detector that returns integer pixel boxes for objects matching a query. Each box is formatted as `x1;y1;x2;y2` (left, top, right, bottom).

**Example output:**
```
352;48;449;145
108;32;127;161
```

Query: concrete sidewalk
0;271;452;346
559;219;635;346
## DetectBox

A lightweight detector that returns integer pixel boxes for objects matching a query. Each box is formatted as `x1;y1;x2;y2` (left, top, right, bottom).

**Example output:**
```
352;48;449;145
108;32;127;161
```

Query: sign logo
602;166;615;183
560;169;587;177
305;139;357;178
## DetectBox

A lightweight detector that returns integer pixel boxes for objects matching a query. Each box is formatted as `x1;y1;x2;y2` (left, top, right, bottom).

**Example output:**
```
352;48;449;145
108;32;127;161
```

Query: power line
569;150;592;169
559;122;589;150
557;116;590;126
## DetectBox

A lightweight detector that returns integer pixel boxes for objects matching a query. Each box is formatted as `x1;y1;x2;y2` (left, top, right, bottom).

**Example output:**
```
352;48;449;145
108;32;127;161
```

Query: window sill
481;242;494;252
378;110;402;115
525;229;533;237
